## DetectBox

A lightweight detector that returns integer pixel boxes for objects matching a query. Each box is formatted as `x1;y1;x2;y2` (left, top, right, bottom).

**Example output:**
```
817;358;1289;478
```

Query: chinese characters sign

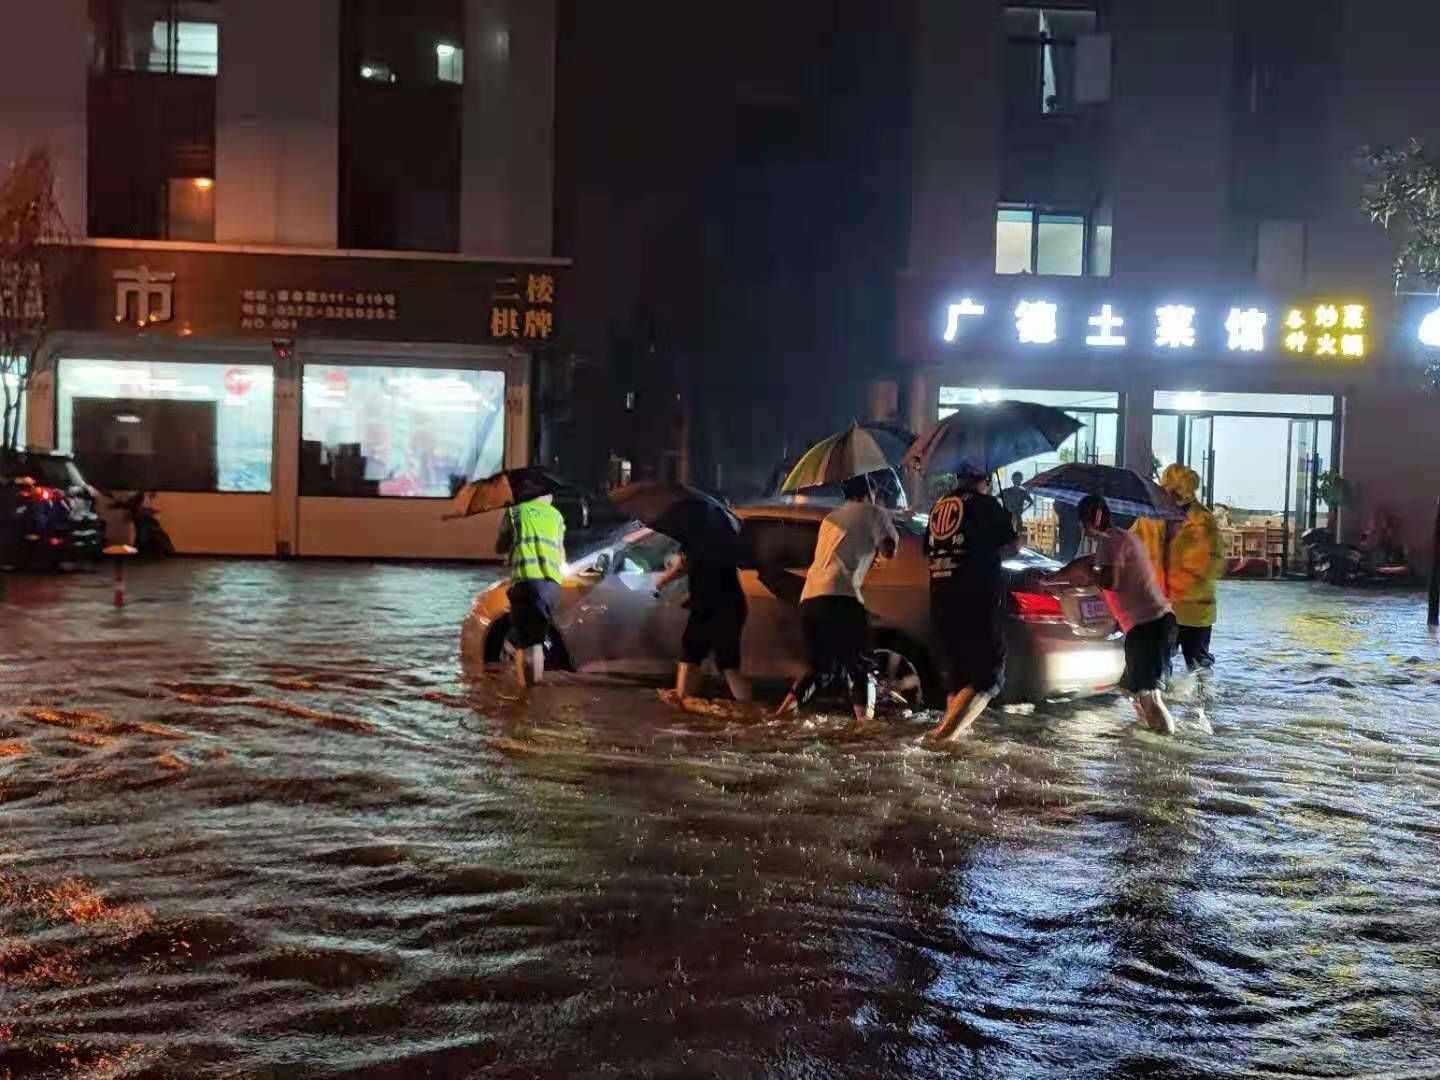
241;288;397;333
1282;303;1366;359
488;271;557;343
939;294;1371;362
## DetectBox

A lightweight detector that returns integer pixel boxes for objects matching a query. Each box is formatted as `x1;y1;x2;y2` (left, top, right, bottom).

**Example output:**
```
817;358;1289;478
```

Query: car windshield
6;455;76;488
615;530;679;574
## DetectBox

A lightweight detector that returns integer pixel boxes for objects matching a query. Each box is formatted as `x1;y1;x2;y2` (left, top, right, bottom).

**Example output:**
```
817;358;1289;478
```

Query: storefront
897;273;1440;571
26;240;568;559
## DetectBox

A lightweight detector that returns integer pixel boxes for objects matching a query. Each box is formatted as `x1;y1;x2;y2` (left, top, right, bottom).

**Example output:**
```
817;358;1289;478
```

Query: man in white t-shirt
1047;495;1178;735
776;474;899;726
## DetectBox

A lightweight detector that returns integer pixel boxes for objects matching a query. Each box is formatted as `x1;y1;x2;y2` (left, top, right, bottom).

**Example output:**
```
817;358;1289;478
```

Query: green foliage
1058;447;1076;464
1360;139;1440;392
1360;139;1440;287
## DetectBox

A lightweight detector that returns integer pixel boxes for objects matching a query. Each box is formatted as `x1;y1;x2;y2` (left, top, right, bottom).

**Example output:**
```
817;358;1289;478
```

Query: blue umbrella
1025;463;1184;520
904;402;1083;477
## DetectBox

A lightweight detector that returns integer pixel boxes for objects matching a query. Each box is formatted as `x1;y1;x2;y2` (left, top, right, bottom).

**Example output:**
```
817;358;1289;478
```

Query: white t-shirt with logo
1094;526;1172;633
800;501;899;605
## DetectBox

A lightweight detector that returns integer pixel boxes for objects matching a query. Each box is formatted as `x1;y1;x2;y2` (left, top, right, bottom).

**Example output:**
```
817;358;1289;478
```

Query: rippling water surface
3;563;1440;1078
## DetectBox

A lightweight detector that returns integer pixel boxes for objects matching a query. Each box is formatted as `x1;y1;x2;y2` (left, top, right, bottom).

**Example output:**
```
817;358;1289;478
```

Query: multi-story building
3;0;562;558
894;0;1440;568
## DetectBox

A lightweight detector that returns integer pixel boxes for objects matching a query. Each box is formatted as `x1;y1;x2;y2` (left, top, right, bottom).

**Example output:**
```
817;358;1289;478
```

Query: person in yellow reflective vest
496;492;567;686
1132;464;1225;671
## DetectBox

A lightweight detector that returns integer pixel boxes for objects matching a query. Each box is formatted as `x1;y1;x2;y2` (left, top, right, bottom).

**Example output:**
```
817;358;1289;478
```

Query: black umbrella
858;421;919;467
1025;463;1184;520
904;402;1083;477
446;466;564;518
611;481;743;561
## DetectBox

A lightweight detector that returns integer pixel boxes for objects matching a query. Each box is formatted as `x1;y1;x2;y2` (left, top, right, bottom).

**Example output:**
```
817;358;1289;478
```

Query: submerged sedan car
462;503;1124;705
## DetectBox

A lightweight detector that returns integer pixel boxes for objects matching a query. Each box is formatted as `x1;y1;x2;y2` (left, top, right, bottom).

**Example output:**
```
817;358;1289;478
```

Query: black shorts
932;587;1006;697
682;605;746;671
1175;625;1215;671
794;595;873;707
508;580;560;648
1121;613;1176;693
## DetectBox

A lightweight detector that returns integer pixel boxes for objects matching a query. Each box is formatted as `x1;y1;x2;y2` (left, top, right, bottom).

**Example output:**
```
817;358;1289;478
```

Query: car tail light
1012;590;1064;621
26;486;62;502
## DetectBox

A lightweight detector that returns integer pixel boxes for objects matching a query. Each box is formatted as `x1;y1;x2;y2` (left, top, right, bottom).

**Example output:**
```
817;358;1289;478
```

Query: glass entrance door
1285;418;1322;569
1181;414;1215;505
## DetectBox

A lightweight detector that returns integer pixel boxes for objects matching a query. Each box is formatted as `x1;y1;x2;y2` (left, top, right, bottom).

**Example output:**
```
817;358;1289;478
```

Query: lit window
995;206;1097;276
301;365;506;498
360;60;395;82
995;209;1033;275
436;42;464;84
56;358;274;493
1036;213;1085;276
148;19;218;76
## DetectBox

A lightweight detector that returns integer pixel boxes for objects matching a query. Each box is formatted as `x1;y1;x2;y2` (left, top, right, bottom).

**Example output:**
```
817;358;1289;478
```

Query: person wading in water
775;474;898;730
925;466;1021;740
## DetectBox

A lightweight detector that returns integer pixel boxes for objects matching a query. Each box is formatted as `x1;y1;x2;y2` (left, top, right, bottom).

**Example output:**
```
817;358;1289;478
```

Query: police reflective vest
506;500;566;583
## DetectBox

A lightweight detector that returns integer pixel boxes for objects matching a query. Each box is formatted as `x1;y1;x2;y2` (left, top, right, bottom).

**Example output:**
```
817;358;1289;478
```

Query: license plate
1080;596;1109;623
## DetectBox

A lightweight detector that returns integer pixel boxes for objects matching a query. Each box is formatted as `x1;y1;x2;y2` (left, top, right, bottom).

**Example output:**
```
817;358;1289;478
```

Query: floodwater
3;564;1440;1079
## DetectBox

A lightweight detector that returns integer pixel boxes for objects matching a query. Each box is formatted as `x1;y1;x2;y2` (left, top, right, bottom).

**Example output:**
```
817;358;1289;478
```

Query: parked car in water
0;452;106;569
462;502;1125;706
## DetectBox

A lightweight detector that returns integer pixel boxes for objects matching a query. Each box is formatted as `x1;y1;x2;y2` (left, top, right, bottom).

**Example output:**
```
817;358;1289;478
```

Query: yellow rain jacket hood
1131;465;1225;627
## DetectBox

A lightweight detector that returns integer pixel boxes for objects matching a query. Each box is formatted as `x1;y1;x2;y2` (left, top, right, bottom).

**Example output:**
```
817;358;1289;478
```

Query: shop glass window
301;365;505;498
2;364;26;449
1152;391;1335;416
55;358;274;493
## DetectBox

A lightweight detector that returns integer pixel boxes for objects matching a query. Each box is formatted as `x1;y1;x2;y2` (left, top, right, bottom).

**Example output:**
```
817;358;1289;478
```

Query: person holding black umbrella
925;465;1021;740
656;546;752;704
610;480;751;705
776;474;899;727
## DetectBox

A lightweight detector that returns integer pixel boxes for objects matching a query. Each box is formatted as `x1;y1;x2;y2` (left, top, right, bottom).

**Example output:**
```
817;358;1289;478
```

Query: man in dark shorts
656;548;751;702
1048;495;1178;735
776;474;899;728
496;492;567;687
925;466;1021;740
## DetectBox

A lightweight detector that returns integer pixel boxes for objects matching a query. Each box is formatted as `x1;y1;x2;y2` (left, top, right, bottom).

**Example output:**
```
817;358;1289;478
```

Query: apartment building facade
895;0;1440;566
2;0;562;558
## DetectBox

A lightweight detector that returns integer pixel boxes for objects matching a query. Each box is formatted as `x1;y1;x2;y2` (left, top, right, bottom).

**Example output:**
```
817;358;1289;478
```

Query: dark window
995;204;1110;277
339;0;464;252
1004;7;1097;118
88;1;217;239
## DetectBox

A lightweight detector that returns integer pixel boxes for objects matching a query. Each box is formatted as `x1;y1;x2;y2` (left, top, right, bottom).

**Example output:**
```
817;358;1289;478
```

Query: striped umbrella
780;425;893;493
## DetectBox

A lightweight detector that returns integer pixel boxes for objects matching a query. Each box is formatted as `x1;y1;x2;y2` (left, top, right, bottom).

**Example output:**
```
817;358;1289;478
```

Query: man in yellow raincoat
1132;464;1225;670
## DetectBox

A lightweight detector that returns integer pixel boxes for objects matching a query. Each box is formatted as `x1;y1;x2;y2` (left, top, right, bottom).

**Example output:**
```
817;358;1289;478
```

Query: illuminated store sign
1014;300;1058;344
940;295;1374;360
1155;305;1196;349
1421;307;1440;349
1283;303;1366;359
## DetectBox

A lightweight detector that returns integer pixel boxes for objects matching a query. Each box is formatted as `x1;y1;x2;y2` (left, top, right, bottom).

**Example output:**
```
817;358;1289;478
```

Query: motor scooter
110;491;176;557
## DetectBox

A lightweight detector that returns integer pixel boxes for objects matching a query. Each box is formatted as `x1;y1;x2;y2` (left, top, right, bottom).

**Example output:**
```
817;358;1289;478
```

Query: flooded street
3;563;1440;1078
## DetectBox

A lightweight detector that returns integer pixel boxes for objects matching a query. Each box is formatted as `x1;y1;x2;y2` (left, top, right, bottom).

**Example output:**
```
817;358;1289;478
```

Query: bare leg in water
927;686;994;741
515;644;545;688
